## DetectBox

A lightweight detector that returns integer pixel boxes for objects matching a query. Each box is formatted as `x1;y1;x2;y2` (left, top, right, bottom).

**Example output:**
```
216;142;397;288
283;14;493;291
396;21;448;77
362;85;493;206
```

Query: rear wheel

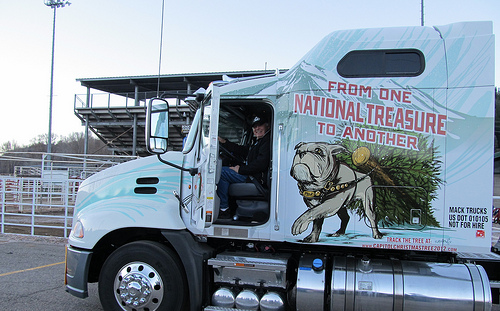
98;241;187;311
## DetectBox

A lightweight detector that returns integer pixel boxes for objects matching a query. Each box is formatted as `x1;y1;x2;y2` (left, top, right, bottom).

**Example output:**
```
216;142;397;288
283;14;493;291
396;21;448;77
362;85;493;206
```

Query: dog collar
298;169;373;199
299;181;351;198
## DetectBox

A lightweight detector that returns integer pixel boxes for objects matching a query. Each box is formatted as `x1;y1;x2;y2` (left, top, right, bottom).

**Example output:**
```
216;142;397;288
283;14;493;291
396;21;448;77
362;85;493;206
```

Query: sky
0;0;499;146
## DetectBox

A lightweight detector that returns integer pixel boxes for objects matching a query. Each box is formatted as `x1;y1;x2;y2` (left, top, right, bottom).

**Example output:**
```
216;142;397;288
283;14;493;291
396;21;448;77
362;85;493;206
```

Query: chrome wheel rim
113;261;164;311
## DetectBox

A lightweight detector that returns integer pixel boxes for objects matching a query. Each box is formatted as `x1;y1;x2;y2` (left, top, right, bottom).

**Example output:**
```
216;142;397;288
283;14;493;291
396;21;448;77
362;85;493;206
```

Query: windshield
202;100;212;148
182;96;213;154
182;108;201;154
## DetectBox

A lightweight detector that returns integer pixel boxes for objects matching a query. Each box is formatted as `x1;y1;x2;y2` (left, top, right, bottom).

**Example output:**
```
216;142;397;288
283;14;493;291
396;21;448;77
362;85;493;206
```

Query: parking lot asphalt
0;235;102;311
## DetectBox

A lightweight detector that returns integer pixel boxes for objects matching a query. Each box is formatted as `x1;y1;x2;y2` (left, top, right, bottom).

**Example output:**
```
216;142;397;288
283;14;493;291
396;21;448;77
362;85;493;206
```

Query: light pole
44;0;70;156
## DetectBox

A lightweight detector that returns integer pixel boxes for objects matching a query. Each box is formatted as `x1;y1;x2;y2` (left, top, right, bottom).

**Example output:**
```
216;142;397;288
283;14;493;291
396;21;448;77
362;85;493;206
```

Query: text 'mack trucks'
65;21;498;311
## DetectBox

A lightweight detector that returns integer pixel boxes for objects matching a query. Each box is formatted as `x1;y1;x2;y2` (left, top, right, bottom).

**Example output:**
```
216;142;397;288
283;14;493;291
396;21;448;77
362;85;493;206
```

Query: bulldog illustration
290;142;383;243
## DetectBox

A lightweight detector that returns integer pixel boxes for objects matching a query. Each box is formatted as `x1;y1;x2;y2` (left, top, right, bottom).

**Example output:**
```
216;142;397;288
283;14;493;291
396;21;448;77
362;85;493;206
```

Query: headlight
71;220;84;238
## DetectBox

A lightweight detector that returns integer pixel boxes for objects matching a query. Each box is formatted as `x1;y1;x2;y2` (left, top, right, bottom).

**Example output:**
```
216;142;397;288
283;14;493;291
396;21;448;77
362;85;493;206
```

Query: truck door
187;85;220;232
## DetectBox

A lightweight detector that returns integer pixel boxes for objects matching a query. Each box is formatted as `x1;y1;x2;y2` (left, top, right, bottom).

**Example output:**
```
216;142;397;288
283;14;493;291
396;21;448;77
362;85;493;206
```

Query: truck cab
66;21;498;311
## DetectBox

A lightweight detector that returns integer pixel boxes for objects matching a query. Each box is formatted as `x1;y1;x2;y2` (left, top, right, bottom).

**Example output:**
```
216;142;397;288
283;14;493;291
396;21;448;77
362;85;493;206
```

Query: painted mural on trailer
286;64;444;242
276;58;492;252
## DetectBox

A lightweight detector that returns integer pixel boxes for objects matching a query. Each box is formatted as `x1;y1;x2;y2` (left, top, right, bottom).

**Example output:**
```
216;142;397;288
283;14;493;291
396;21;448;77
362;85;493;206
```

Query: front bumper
65;245;93;299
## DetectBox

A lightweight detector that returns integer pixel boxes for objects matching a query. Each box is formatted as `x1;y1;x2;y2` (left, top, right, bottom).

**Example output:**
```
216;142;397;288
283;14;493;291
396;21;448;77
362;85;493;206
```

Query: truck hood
68;152;186;249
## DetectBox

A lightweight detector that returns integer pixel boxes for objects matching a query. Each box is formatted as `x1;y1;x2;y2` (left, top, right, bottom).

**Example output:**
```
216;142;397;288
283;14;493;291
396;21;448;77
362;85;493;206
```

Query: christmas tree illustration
334;129;442;228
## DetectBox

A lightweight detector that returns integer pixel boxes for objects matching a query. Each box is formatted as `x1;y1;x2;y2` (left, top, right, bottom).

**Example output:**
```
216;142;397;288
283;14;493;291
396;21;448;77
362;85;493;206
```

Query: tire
98;241;187;311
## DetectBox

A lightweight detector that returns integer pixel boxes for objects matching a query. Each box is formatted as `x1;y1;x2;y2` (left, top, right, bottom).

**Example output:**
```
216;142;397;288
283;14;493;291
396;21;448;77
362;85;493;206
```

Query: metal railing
74;92;148;110
0;152;138;238
1;152;137;179
0;176;80;238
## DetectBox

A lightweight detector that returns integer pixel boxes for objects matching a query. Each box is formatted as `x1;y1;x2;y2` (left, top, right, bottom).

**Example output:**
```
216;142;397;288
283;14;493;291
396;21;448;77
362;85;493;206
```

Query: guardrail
0;176;81;238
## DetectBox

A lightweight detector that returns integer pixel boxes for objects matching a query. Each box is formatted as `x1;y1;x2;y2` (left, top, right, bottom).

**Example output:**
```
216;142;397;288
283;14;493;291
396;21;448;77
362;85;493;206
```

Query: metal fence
0;176;80;238
0;152;138;238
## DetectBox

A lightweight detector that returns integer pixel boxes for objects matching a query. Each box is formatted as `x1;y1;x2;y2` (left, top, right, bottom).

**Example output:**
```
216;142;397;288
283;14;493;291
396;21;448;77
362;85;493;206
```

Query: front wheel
98;241;187;311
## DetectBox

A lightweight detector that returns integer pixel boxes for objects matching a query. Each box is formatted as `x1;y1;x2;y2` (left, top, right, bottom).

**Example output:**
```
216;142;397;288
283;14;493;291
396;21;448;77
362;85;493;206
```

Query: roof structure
74;70;285;156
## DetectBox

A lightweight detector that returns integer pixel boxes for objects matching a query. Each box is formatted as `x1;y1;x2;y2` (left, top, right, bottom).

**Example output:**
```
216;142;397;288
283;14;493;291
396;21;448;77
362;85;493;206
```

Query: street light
44;0;70;156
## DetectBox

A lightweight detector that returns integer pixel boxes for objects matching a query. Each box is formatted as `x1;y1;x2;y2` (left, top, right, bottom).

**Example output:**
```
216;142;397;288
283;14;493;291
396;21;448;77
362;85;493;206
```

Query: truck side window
337;49;425;78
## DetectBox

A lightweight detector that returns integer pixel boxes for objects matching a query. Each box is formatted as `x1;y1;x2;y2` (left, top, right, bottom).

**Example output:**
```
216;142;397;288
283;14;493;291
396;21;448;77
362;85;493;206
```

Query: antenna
420;0;424;26
157;0;165;97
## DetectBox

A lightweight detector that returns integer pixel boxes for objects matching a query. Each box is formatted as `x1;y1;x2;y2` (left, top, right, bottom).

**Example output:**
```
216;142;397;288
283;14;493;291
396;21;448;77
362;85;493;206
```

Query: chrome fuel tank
328;256;491;311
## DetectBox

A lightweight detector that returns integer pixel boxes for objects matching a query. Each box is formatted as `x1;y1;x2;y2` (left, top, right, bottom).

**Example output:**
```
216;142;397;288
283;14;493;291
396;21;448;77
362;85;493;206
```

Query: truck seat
228;170;270;222
228;182;265;198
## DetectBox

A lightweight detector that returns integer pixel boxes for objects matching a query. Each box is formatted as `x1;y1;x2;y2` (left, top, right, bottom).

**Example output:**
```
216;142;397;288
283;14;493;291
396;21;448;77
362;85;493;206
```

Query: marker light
71;221;84;238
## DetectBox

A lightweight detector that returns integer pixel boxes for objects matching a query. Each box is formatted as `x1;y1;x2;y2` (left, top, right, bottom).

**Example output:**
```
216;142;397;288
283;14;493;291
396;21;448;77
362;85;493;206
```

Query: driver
217;115;271;218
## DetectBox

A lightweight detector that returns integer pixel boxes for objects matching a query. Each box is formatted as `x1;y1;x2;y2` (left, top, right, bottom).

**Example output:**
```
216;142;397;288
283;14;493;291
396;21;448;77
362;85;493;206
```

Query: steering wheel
219;144;245;166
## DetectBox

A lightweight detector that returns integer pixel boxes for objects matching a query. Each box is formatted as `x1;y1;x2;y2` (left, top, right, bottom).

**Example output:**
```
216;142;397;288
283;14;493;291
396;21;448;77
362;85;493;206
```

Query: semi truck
65;21;498;311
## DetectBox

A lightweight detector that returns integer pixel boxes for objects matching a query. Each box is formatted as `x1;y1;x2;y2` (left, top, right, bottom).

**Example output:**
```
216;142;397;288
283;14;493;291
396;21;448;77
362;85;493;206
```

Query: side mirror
146;98;169;154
